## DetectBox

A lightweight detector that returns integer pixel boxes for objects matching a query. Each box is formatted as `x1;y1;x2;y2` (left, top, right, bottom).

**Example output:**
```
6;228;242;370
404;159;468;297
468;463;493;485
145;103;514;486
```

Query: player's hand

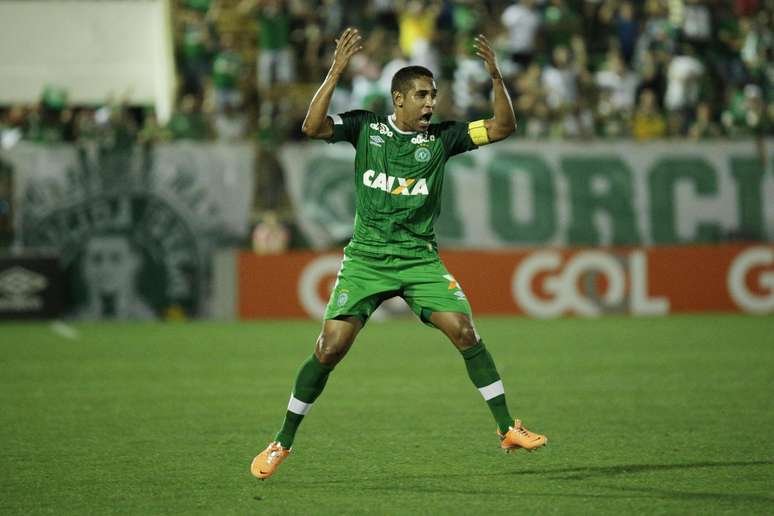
473;34;501;80
330;28;363;76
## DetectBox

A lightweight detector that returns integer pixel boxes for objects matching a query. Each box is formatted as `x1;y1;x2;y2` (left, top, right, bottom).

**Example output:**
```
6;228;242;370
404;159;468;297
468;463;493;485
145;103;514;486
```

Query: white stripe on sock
478;380;505;401
287;395;313;415
330;113;343;125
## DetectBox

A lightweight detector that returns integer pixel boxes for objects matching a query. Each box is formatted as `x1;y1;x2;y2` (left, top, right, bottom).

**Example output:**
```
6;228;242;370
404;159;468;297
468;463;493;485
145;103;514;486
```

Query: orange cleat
251;441;291;480
497;419;548;453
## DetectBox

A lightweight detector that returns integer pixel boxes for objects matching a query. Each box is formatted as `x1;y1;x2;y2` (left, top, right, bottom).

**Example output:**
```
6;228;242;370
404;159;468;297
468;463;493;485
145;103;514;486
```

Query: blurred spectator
681;0;712;50
635;0;674;66
583;0;616;61
241;0;294;123
97;101;138;152
595;51;638;138
168;94;211;140
450;0;482;36
632;88;667;139
321;0;346;39
138;109;172;145
595;51;638;113
713;10;748;88
0;106;25;149
3;0;774;154
183;0;212;13
26;85;71;144
252;210;290;254
397;0;441;65
73;108;99;144
614;1;639;65
350;54;390;114
452;38;490;119
664;43;705;133
514;62;546;136
687;101;722;139
211;32;245;113
543;0;582;53
177;9;216;97
525;99;552;139
721;83;770;137
379;43;411;94
295;2;326;80
635;48;666;106
369;0;399;35
740;11;772;81
542;46;578;117
735;0;760;16
501;0;541;75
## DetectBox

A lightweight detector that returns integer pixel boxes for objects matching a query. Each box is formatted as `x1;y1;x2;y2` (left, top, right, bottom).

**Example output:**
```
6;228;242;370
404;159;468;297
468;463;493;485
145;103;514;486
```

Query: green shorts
324;251;473;327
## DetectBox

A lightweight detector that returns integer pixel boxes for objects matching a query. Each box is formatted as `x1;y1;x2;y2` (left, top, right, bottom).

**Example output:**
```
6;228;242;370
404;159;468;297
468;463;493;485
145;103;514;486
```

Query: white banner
280;140;774;249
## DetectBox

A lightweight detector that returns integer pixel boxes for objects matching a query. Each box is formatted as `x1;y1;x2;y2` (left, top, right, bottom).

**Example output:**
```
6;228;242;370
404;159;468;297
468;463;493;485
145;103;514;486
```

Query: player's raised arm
301;28;363;140
472;34;516;144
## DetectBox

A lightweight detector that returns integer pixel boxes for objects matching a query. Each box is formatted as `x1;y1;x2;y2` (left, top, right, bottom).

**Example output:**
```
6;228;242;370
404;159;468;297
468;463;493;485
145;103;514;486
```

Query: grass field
1;314;773;515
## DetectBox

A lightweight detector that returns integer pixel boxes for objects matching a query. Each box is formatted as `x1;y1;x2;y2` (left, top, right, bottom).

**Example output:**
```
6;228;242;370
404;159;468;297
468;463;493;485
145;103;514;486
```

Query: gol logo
727;246;774;314
512;250;669;318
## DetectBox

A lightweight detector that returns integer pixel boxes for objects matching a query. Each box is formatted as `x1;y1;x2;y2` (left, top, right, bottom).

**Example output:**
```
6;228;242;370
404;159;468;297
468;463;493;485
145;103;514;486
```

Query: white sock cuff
478;380;505;401
287;395;313;415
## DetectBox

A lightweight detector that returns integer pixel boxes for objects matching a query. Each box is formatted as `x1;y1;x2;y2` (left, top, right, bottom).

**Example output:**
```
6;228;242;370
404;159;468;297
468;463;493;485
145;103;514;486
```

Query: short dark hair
390;66;434;97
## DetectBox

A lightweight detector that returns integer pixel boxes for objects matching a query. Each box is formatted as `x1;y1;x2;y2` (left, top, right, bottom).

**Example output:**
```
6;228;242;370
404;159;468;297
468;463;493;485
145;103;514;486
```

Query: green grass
1;315;773;515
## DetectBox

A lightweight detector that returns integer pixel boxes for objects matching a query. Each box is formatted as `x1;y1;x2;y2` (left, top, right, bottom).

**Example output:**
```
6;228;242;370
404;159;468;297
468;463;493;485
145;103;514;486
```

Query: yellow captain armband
468;119;490;146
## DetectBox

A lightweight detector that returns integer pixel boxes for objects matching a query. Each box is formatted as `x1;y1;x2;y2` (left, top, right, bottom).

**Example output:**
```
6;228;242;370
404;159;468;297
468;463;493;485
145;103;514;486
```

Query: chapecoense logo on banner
9;143;253;320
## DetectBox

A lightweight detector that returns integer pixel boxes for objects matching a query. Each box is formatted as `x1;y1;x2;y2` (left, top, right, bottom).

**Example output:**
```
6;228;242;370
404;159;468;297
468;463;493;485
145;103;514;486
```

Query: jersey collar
388;114;417;135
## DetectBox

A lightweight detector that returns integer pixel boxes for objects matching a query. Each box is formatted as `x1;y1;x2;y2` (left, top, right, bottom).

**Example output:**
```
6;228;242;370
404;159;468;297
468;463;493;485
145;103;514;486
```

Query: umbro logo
369;135;384;147
0;266;47;312
0;266;47;295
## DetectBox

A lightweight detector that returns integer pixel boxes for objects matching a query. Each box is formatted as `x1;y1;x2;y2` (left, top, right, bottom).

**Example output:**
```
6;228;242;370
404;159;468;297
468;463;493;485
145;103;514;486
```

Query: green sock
274;354;333;448
461;341;513;434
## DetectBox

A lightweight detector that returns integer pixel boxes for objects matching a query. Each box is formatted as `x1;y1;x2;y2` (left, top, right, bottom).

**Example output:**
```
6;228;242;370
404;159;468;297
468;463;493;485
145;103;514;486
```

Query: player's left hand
473;34;501;80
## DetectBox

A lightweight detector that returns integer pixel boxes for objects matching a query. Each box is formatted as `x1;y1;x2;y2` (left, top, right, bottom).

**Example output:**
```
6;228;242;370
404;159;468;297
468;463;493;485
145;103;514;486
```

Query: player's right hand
330;28;363;75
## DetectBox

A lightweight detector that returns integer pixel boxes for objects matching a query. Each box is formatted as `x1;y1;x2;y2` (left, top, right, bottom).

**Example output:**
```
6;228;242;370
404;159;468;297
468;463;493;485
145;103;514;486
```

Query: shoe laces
266;443;286;464
512;420;531;437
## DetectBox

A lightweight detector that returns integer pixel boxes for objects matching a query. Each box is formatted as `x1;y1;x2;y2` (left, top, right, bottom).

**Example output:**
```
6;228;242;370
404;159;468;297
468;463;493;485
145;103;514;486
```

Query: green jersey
212;50;241;89
328;110;478;258
257;10;290;50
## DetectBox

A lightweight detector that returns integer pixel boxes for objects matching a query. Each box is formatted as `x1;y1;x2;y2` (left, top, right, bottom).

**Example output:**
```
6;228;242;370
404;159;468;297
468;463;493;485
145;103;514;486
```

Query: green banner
280;140;774;248
5;142;254;319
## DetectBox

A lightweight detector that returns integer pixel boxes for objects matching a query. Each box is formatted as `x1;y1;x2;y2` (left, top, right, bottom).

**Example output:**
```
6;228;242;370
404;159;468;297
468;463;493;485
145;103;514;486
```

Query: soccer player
251;28;547;480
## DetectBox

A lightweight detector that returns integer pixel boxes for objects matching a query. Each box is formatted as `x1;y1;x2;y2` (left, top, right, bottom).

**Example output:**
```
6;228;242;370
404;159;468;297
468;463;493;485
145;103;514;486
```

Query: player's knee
314;330;351;366
457;324;479;350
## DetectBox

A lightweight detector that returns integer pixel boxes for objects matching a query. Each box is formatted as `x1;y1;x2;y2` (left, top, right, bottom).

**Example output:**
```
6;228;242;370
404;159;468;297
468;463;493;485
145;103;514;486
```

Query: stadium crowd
2;0;773;146
0;0;772;227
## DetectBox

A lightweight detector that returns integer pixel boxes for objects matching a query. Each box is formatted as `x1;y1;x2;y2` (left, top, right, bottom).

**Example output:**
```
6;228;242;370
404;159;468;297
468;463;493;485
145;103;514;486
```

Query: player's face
401;77;437;132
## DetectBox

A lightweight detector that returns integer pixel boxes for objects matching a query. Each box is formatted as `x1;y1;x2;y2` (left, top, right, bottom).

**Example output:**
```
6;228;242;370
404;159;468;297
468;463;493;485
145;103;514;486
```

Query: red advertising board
237;244;774;319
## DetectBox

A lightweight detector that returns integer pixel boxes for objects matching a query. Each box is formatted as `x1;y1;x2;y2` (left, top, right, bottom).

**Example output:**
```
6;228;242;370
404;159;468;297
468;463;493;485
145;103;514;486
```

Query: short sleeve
327;110;372;146
438;121;478;158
